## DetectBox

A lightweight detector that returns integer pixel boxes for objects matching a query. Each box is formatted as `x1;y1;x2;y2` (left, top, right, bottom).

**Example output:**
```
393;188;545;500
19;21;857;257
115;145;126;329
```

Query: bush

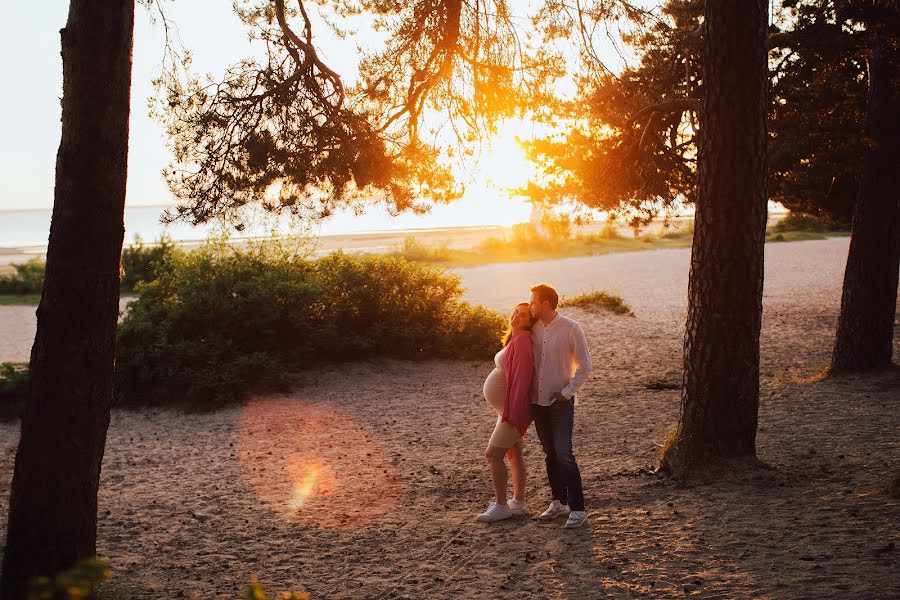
660;219;694;239
120;234;181;293
478;222;569;254
0;362;28;420
28;558;109;600
0;235;179;297
115;244;504;406
0;259;45;295
771;212;848;233
389;237;455;263
560;290;634;316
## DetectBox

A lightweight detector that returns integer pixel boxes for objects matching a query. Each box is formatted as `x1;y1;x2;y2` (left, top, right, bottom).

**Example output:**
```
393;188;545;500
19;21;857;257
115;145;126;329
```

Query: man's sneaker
538;500;570;520
477;502;513;523
564;510;587;528
508;499;527;515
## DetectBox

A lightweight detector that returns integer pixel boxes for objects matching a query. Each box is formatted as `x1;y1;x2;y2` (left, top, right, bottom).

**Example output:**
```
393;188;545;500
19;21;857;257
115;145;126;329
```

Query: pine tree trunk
661;0;768;477
831;29;900;372
1;1;134;596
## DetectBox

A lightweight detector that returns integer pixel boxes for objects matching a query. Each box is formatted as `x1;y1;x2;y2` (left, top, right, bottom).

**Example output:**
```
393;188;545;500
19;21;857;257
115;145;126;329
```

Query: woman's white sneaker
564;511;587;528
507;499;527;515
538;500;570;520
477;502;513;522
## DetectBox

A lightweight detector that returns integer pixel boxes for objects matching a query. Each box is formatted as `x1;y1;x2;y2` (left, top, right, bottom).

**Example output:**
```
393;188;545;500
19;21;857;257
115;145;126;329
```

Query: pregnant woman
477;302;535;523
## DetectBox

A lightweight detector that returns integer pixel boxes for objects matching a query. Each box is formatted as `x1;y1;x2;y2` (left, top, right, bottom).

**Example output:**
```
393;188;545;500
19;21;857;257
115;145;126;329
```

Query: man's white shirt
531;313;592;406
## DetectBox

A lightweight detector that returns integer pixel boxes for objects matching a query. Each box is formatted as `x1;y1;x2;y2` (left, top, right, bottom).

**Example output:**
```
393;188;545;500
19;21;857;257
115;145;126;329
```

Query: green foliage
0;258;45;295
245;577;310;600
660;219;694;239
27;558;109;600
0;235;179;298
115;244;504;406
479;222;571;254
771;212;849;233
119;234;181;293
560;290;634;316
389;237;455;263
0;294;42;306
26;560;312;600
0;362;28;420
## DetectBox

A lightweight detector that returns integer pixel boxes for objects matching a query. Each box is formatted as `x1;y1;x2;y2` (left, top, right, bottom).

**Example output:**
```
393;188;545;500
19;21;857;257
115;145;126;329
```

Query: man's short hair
530;283;559;310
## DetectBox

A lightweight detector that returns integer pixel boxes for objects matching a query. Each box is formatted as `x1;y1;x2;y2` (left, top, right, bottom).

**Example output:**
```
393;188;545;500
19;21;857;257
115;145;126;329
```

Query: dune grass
0;294;41;305
0;362;27;421
388;223;694;268
560;290;635;316
765;230;850;243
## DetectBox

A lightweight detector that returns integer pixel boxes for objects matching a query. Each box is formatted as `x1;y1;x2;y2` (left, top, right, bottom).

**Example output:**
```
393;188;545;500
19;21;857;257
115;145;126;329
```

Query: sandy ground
1;237;898;599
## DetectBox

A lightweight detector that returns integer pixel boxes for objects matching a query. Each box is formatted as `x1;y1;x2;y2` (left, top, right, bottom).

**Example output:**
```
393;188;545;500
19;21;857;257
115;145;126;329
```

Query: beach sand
0;237;898;598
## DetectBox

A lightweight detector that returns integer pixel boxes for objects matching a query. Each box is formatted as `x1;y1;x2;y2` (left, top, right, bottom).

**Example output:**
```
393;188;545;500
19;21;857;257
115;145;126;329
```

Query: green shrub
0;235;179;297
0;362;28;420
389;236;455;263
660;219;694;239
597;221;625;240
560;290;634;316
115;244;504;406
0;258;45;295
120;234;181;293
771;212;848;233
478;222;569;254
28;558;109;600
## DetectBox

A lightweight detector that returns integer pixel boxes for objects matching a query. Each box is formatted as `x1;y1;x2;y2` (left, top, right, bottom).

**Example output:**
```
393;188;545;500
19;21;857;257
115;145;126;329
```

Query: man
529;283;592;528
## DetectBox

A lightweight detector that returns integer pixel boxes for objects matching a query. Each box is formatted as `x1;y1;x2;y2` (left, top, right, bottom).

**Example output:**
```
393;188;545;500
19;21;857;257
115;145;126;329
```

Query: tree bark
1;1;134;596
660;0;768;476
831;29;900;372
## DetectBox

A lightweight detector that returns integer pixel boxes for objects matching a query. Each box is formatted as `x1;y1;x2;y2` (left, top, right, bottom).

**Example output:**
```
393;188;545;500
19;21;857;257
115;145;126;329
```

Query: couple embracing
478;283;592;529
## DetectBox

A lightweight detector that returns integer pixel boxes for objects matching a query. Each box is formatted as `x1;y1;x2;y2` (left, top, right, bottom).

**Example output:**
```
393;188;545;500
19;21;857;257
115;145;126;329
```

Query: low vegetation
0;362;28;421
389;221;695;267
560;290;635;316
28;559;311;600
0;294;42;306
119;234;181;293
114;242;504;407
0;258;44;295
766;212;851;242
0;236;180;299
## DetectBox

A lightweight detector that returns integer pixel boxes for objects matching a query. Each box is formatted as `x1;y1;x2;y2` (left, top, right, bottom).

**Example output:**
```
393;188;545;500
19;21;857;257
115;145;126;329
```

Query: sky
0;2;626;234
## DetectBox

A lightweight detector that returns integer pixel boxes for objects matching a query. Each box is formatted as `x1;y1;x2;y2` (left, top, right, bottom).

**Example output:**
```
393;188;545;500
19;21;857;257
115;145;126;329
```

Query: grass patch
767;212;850;242
0;362;27;420
392;224;694;268
659;423;679;465
387;236;456;263
660;219;694;239
0;294;41;305
0;258;44;295
560;290;635;316
772;212;849;233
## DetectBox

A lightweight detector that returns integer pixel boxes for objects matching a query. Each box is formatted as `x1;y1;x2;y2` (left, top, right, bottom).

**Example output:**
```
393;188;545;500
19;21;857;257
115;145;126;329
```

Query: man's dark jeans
532;400;584;511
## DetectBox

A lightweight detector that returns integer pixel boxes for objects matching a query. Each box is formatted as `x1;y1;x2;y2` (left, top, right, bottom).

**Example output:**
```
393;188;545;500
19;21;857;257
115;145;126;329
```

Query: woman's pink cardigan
502;330;534;436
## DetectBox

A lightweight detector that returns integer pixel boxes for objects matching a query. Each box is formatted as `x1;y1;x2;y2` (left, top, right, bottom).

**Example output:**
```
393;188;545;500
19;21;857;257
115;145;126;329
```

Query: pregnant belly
483;368;506;414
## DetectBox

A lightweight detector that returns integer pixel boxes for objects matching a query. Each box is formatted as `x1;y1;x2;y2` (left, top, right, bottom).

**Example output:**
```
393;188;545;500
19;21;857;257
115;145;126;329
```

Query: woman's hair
502;302;537;347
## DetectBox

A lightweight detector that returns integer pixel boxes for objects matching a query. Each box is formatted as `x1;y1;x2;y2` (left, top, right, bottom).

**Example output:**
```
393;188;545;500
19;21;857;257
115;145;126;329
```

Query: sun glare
480;119;535;192
238;397;405;530
450;118;544;228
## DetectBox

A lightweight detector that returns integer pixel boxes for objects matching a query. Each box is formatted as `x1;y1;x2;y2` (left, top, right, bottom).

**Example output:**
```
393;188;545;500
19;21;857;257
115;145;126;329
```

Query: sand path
1;237;898;598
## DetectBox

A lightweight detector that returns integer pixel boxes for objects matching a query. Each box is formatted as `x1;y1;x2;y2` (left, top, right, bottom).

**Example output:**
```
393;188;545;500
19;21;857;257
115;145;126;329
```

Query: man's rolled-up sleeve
561;323;592;400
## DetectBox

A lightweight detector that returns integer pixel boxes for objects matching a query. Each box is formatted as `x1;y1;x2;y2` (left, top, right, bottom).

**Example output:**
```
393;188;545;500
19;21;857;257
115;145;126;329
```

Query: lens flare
238;396;405;530
286;456;337;509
